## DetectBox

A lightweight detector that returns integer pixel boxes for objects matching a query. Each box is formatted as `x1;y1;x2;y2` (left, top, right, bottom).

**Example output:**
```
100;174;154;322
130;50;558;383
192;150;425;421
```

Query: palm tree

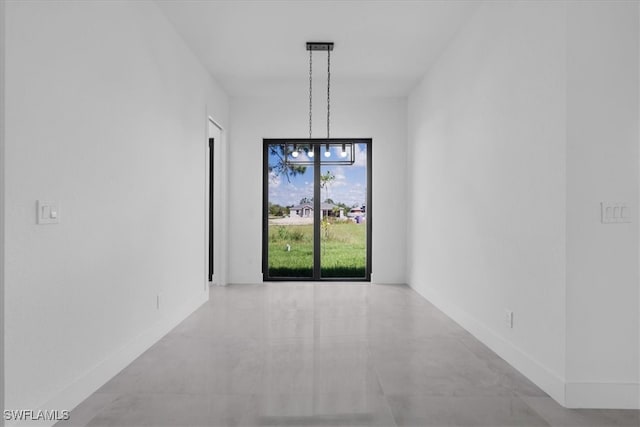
320;170;335;204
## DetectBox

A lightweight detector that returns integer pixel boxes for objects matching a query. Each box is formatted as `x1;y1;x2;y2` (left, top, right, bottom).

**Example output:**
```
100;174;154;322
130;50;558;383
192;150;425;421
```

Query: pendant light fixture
283;42;355;166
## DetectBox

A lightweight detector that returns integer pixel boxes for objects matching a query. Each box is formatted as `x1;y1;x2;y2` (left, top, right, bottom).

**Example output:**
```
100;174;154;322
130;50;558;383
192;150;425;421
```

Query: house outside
290;202;344;219
347;206;364;218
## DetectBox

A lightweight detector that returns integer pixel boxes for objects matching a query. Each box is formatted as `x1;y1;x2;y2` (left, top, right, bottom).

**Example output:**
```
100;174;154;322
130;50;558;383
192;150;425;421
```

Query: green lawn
267;221;367;278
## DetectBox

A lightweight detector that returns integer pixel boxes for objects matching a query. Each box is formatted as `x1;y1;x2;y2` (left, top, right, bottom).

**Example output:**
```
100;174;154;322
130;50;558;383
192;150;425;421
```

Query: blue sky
268;143;368;207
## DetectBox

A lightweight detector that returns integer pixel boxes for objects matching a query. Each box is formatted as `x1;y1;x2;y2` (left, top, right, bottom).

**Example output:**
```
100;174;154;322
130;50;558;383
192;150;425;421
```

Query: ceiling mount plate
306;42;334;51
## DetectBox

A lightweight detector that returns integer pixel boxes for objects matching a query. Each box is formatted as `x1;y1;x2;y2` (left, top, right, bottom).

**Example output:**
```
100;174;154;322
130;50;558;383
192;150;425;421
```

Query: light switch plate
601;202;630;224
37;200;59;224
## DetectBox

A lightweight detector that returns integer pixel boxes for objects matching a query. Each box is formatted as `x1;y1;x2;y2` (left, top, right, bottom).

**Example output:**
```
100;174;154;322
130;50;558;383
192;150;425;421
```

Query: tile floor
58;284;639;427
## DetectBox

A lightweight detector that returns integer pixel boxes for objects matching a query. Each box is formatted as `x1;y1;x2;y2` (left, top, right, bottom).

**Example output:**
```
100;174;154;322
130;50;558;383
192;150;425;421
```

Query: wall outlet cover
504;310;514;328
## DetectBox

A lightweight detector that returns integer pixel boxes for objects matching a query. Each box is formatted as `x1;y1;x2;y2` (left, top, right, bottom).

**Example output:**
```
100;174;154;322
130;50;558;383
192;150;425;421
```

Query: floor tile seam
262;335;372;345
64;393;121;427
454;336;553;398
69;394;253;425
364;338;400;427
453;334;518;375
514;396;563;427
100;390;257;398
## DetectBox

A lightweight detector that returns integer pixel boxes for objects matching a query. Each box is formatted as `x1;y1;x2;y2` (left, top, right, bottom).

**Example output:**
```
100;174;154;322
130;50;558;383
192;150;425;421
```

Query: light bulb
291;145;299;158
308;147;314;158
324;144;331;158
340;144;347;158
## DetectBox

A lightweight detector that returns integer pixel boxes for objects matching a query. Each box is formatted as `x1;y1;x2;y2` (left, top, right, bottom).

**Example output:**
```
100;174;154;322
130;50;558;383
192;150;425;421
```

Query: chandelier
284;42;355;166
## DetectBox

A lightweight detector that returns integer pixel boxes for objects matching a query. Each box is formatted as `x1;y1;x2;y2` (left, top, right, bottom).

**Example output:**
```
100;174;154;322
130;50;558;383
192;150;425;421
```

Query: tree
335;201;350;218
268;202;288;217
320;170;335;203
299;197;313;205
268;145;307;183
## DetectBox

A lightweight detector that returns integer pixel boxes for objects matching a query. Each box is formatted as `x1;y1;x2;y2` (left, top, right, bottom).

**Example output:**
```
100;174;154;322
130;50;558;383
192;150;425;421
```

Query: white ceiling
155;1;479;97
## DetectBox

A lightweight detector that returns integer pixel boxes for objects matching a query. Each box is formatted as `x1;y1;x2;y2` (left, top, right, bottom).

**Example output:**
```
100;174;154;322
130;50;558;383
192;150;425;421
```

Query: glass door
263;139;371;281
264;142;315;278
320;142;368;278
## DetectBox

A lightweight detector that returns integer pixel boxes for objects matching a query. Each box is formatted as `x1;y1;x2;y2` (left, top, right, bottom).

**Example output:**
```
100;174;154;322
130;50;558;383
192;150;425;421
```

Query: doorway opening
207;118;222;285
208;137;214;282
262;138;372;281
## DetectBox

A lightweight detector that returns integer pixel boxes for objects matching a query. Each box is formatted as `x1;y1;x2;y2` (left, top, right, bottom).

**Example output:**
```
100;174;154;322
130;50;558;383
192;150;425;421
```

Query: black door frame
262;138;372;282
208;137;214;282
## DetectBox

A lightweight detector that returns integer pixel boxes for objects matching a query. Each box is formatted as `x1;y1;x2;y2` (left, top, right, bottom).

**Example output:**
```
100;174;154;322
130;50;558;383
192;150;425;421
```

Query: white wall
407;0;567;403
565;1;639;408
4;0;228;418
228;96;406;284
407;0;640;409
0;0;5;423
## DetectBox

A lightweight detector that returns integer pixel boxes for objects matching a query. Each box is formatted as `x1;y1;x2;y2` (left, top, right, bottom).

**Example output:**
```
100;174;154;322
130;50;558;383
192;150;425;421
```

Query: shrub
279;226;289;239
288;229;305;241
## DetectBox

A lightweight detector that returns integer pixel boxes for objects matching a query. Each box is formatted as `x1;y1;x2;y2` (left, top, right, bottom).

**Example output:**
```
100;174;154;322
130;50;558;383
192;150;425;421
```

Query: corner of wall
405;0;569;409
565;0;640;409
31;292;208;427
0;0;5;423
409;284;567;406
564;383;639;410
638;0;640;413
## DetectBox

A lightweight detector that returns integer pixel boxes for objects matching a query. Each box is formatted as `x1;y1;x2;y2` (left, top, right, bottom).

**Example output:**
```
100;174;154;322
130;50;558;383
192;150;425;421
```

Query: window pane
266;144;314;278
320;143;367;278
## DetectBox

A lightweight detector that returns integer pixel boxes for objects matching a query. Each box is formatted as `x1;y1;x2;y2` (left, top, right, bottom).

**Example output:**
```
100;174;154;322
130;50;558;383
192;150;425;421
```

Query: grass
268;221;367;278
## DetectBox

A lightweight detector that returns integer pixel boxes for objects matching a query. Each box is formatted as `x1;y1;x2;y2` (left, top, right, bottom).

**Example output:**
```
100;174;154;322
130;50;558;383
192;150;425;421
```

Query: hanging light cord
327;48;331;139
306;44;332;142
309;49;313;139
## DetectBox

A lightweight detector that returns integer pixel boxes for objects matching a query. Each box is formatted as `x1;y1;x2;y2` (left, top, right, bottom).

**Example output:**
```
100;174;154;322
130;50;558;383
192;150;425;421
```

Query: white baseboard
408;284;640;410
10;292;209;427
565;382;640;409
407;283;567;406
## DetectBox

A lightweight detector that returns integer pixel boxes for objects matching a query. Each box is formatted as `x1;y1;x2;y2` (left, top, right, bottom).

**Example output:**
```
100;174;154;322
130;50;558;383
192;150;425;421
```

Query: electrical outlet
504;310;514;328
